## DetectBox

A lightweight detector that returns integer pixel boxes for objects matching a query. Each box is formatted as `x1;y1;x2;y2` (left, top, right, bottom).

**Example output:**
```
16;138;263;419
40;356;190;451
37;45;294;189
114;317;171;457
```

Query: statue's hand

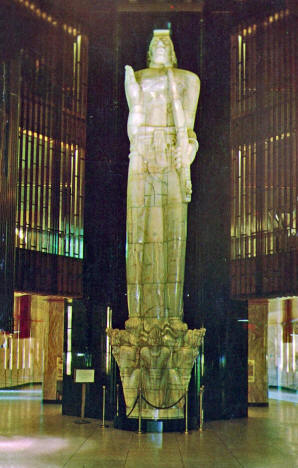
174;143;193;169
125;65;136;81
125;65;141;107
174;138;198;168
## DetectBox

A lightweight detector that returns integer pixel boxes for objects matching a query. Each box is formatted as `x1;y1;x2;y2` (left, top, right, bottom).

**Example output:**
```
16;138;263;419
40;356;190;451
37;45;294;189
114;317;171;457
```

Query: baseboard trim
248;402;269;407
43;399;62;404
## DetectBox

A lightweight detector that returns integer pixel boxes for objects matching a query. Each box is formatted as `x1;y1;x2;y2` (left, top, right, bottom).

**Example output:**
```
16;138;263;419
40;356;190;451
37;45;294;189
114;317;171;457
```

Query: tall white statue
125;29;200;321
107;30;205;421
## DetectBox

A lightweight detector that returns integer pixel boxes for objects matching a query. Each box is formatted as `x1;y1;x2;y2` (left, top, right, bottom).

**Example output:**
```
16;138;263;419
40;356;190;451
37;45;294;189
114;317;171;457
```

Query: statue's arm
184;73;200;165
124;65;144;146
168;70;200;202
169;70;200;168
184;73;200;131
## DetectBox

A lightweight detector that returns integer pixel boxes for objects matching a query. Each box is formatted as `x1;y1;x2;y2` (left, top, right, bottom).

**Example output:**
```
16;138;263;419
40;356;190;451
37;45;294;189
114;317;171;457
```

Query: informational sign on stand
74;369;95;383
73;369;95;424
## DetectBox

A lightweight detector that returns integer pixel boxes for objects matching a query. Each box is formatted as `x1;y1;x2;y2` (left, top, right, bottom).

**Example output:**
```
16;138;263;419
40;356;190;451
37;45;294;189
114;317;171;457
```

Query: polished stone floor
0;387;297;467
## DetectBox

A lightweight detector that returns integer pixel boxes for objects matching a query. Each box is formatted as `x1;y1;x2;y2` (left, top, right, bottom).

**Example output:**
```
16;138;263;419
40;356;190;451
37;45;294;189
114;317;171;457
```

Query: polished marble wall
268;297;298;391
0;295;64;400
0;295;46;388
43;299;64;400
248;299;268;404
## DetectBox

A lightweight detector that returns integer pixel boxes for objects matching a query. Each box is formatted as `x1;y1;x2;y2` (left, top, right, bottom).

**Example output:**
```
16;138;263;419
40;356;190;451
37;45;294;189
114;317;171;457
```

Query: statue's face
150;36;173;67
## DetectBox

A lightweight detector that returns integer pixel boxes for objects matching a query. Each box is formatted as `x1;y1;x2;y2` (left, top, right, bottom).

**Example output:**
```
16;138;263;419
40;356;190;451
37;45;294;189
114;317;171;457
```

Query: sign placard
74;369;95;383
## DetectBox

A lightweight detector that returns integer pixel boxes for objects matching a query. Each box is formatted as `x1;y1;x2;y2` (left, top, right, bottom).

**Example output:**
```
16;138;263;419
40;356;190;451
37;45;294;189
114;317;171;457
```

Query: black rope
140;393;186;410
126;395;139;417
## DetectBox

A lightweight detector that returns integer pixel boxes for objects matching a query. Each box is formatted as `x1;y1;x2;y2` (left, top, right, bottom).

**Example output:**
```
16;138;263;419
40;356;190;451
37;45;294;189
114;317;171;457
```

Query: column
248;299;268;404
43;298;64;401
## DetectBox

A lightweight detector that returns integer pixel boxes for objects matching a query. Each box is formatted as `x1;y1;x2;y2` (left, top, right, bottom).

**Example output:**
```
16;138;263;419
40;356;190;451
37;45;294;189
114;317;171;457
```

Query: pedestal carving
107;319;205;419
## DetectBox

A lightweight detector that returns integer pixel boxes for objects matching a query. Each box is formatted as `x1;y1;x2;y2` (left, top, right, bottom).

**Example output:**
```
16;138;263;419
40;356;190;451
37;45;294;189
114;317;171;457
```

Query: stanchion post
101;385;106;428
81;383;86;419
73;369;94;424
184;391;189;434
116;384;119;417
137;387;142;434
199;385;204;432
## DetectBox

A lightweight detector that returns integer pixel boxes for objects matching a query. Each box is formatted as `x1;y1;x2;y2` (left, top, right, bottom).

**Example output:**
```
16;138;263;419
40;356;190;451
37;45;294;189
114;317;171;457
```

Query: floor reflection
0;385;297;467
269;388;298;404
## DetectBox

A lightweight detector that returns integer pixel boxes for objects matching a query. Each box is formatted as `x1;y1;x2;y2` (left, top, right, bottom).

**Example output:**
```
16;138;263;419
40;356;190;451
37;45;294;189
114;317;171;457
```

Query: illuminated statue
107;30;205;420
125;29;200;321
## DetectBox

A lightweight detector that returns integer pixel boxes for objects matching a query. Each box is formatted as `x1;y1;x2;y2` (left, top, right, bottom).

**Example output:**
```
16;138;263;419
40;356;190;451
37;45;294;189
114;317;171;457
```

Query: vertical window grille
230;10;297;297
0;57;20;332
15;25;87;260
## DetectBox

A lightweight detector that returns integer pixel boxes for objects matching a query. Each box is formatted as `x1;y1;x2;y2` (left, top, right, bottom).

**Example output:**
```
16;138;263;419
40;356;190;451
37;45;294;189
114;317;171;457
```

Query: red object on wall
19;295;31;339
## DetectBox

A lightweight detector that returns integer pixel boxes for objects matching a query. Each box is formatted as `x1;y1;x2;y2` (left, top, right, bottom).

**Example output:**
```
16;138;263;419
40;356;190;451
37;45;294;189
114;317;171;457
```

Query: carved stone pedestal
107;318;205;419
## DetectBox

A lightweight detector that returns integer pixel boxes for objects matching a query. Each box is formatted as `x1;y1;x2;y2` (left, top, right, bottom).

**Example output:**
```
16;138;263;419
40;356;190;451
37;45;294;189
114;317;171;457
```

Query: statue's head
147;29;177;68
